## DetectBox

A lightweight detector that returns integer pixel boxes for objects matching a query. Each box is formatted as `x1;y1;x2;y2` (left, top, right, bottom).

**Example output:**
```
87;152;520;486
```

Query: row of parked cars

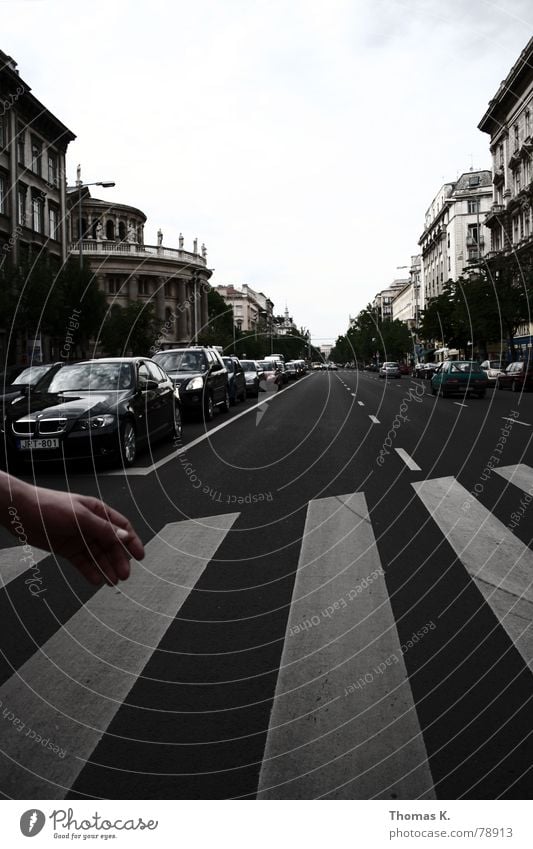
413;358;533;393
0;349;310;469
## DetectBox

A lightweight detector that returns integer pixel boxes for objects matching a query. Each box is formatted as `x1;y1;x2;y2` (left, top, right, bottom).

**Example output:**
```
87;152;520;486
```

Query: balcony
68;240;207;267
484;204;506;225
466;236;485;248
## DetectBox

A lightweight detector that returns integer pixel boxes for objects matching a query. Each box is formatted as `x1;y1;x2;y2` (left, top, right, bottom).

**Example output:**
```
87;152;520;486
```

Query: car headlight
75;414;116;431
186;377;204;391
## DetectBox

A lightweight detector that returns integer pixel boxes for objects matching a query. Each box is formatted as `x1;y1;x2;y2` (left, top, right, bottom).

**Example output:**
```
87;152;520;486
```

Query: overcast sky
3;0;533;346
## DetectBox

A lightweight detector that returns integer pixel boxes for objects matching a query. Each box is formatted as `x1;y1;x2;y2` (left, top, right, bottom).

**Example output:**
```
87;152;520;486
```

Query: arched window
118;221;126;241
106;220;115;240
165;307;172;323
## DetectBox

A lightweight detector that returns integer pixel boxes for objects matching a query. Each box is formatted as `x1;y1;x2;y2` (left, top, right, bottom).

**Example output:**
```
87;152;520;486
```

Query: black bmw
2;358;181;467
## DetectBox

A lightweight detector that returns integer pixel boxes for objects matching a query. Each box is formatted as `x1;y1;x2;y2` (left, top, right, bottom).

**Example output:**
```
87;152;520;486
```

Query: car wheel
120;419;137;466
203;393;215;421
170;403;182;441
220;387;230;414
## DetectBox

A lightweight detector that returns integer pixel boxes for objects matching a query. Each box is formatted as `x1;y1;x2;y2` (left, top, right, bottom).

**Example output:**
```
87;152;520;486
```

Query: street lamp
73;166;115;269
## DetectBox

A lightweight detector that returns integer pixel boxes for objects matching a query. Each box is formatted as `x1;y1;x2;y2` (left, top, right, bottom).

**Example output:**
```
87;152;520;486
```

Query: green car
431;360;488;398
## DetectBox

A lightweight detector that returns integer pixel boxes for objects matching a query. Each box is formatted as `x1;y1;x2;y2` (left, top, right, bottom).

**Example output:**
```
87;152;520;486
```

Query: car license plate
18;438;59;450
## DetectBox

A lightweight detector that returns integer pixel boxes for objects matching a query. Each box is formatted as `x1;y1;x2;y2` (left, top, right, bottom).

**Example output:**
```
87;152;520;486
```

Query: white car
480;359;505;385
379;362;401;379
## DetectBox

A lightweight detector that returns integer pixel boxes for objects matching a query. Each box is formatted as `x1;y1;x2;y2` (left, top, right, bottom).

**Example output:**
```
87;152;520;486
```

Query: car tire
220;387;230;414
170;403;182;441
120;419;137;467
203;393;215;421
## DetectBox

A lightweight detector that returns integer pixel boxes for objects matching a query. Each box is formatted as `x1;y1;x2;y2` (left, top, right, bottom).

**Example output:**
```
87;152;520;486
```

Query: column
177;279;187;342
129;274;138;302
156;277;166;321
200;280;209;331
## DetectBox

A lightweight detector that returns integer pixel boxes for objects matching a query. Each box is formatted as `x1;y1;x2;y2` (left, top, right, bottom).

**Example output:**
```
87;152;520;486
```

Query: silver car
379;361;401;379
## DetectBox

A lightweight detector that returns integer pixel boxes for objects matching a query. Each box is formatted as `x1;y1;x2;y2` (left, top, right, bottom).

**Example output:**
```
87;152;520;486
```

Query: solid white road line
494;463;533;493
257;492;435;800
412;477;533;672
395;449;421;472
453;402;468;408
0;512;239;799
369;415;380;424
107;372;314;476
0;546;49;589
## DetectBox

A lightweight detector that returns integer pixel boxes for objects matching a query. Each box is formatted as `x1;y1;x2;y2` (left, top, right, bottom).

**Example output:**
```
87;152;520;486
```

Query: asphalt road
0;370;532;800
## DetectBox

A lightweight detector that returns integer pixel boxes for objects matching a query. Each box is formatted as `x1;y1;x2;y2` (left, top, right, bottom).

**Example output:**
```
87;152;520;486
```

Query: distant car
496;359;533;392
3;358;181;467
0;362;65;404
480;360;506;385
222;355;246;404
152;346;229;420
399;363;411;375
379;362;401;379
431;360;488;398
285;361;299;379
240;360;264;397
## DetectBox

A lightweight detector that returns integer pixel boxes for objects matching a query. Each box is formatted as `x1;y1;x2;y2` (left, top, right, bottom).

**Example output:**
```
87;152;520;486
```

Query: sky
2;0;533;347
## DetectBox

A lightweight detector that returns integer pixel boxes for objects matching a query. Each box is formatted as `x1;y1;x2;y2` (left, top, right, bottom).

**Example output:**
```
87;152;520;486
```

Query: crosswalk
0;465;532;799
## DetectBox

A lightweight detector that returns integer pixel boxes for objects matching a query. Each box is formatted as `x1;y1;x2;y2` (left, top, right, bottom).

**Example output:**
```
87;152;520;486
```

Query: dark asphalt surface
1;370;532;799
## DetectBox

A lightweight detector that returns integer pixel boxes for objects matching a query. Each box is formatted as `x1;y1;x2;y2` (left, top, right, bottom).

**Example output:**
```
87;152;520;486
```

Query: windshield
241;361;257;372
48;362;134;392
450;361;481;373
487;361;504;369
222;358;234;372
153;351;206;372
260;361;275;371
12;365;53;385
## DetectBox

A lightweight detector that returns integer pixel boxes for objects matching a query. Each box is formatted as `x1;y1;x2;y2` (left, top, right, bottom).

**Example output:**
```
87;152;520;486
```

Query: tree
199;288;234;350
99;302;159;355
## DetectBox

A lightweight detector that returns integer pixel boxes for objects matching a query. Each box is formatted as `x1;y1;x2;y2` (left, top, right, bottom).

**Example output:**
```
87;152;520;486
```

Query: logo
20;809;46;837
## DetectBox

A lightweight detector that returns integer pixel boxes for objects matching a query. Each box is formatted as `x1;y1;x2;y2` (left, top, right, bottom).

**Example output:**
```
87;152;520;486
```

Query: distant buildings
418;170;492;301
372;279;408;322
392;255;422;330
215;284;273;334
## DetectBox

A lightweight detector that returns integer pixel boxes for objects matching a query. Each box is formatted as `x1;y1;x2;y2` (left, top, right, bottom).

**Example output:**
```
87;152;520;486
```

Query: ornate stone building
67;189;212;348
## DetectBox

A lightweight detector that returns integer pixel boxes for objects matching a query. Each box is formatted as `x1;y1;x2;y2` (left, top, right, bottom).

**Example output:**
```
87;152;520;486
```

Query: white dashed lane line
369;415;380;424
395;448;422;471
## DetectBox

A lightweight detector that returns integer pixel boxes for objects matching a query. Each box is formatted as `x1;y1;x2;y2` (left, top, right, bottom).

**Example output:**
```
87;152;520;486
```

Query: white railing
69;241;207;266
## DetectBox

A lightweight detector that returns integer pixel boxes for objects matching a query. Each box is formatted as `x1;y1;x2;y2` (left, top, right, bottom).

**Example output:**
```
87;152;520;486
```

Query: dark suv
222;356;246;405
152;347;229;420
496;359;533;392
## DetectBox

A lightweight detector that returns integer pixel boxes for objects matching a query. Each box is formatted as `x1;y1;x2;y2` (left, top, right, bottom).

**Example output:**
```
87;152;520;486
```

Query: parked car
480;360;506;385
399;363;411;376
285;361;299;379
431;360;488;398
2;358;181;467
240;360;264;397
152;346;229;420
379;362;401;379
222;355;246;404
0;362;65;404
496;359;533;392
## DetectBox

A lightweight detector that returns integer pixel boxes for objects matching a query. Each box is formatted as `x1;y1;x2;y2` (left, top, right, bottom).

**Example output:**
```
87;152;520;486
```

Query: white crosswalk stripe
257;492;435;799
412;476;533;672
0;512;238;799
0;545;49;589
494;462;533;494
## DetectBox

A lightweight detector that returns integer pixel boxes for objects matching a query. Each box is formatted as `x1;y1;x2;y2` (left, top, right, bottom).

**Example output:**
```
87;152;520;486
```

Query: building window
17;186;27;226
526;109;531;139
467;198;480;214
106;220;115;240
0;174;5;214
138;279;150;296
514;167;521;194
0;116;5;150
514;124;519;152
49;205;59;240
525;157;531;186
164;282;172;297
47;152;57;186
31;137;42;176
107;277;123;295
17;124;25;164
32;195;43;233
499;144;504;167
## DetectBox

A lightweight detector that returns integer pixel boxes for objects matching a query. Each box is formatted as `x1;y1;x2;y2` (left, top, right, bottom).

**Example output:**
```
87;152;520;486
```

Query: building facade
215;284;274;335
418;171;492;302
68;190;212;348
0;50;76;362
392;255;422;329
372;280;408;321
478;36;533;354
